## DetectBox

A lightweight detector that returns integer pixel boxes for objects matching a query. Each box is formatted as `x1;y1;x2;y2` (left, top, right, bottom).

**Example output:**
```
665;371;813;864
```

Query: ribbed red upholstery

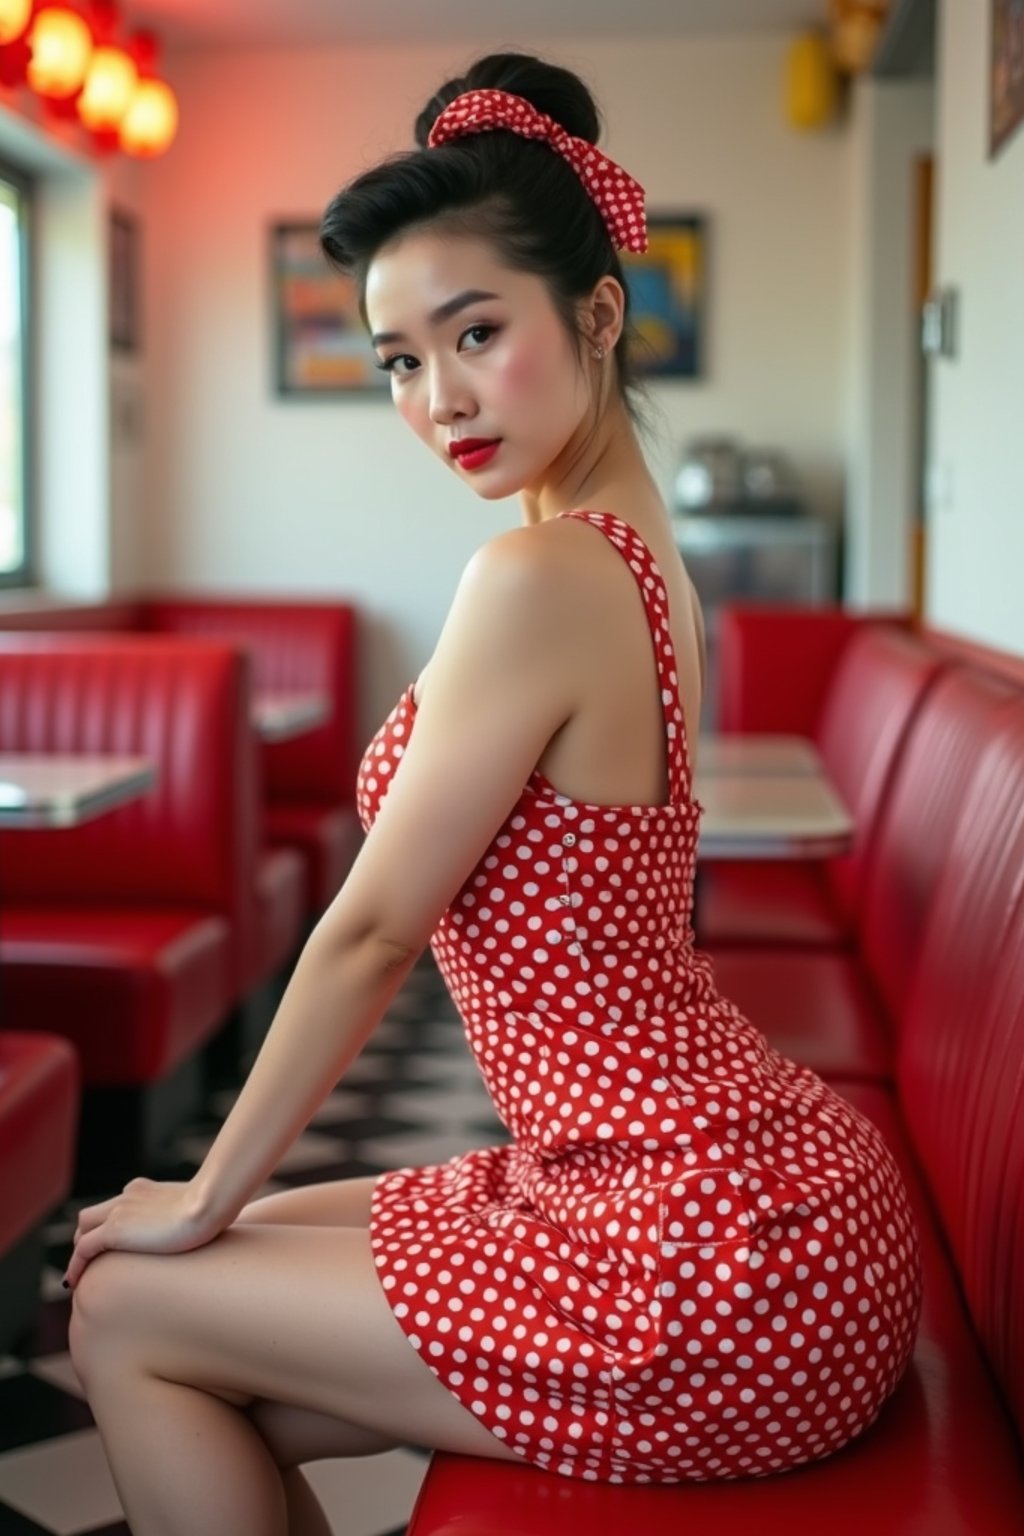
0;635;256;1017
0;1033;79;1253
896;702;1024;1440
0;598;361;924
814;626;946;923
859;666;1020;1023
715;605;867;735
698;623;945;949
139;598;358;803
139;599;360;922
0;635;257;935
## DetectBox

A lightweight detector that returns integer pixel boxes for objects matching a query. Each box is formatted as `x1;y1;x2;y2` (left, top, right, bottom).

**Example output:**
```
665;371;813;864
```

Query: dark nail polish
62;1279;70;1290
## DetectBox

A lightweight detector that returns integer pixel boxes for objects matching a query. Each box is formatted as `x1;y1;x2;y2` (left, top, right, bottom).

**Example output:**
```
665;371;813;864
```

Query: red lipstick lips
449;438;502;471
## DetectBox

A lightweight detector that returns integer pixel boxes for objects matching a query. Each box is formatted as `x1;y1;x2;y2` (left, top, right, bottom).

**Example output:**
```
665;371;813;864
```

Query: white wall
843;76;934;609
140;34;852;736
924;0;1024;652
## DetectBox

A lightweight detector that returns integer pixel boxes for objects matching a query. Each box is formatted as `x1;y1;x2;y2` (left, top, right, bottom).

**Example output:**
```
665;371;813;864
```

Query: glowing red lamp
78;41;137;130
119;73;177;155
27;4;93;99
0;0;31;46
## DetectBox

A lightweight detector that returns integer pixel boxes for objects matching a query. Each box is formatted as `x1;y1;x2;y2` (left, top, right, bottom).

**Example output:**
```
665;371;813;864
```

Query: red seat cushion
266;802;361;916
0;907;232;1084
0;1033;80;1253
406;1080;1024;1535
706;947;892;1080
695;862;850;949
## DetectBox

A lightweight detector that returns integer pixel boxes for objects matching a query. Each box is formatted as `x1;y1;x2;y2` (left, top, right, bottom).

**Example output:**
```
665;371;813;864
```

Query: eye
461;323;497;349
374;353;416;376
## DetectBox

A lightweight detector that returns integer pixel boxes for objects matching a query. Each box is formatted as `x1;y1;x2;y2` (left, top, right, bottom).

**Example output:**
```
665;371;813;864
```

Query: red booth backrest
897;701;1024;1440
859;665;1021;1023
715;606;866;735
814;625;947;923
0;636;259;940
139;599;357;803
714;605;915;736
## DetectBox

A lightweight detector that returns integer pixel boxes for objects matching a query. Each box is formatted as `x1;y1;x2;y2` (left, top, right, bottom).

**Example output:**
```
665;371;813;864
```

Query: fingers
64;1224;110;1291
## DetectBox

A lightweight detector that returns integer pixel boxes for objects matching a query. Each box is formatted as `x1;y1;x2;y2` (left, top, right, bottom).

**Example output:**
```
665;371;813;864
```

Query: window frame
0;155;35;590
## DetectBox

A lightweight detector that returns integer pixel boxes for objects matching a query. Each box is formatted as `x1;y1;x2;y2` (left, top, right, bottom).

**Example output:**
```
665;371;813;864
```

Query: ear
585;275;626;352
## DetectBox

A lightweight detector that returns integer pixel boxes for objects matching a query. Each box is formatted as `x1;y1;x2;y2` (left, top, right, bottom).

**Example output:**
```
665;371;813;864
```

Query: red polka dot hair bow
427;87;649;255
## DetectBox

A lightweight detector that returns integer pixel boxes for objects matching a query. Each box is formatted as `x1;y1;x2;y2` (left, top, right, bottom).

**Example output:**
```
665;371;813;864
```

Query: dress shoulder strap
557;508;697;808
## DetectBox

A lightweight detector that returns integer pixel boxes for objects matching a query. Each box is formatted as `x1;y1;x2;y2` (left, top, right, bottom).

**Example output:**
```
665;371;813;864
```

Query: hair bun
414;50;601;150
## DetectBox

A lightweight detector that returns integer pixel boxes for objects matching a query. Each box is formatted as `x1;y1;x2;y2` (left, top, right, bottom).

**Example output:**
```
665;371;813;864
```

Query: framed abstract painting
270;221;389;396
621;213;708;379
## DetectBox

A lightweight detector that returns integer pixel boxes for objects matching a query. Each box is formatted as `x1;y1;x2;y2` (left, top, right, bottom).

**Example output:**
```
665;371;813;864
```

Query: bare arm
188;528;576;1233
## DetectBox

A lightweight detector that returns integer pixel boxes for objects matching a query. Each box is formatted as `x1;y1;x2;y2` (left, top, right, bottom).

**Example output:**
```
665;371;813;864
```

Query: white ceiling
128;0;824;53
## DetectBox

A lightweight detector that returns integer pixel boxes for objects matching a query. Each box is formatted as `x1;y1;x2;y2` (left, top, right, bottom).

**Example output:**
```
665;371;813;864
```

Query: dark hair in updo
319;50;653;433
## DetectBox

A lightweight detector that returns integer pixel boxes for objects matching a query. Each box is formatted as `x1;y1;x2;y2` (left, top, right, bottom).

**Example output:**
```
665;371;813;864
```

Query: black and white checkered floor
0;952;510;1535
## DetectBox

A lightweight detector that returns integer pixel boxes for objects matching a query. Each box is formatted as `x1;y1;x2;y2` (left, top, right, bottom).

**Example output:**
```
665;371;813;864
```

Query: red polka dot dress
355;509;923;1484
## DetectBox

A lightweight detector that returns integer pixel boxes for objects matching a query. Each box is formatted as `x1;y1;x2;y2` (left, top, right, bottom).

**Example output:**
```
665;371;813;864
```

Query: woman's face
364;229;592;499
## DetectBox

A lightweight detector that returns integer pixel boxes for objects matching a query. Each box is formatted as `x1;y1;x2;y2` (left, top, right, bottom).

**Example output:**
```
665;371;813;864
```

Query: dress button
563;832;576;846
559;894;571;905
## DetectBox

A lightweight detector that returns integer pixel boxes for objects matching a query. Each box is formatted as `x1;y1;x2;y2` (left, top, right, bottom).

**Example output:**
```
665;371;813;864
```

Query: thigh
68;1222;524;1466
233;1175;379;1228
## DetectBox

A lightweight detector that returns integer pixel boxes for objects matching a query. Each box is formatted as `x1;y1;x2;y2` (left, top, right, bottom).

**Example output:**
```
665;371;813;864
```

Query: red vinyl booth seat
708;663;1022;1082
0;1033;80;1350
137;598;361;919
404;698;1024;1534
0;1033;79;1256
698;620;946;951
0;637;255;1083
0;596;362;923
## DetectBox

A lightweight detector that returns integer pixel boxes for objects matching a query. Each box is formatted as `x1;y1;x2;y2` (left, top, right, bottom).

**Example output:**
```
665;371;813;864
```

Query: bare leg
69;1223;521;1535
281;1470;334;1536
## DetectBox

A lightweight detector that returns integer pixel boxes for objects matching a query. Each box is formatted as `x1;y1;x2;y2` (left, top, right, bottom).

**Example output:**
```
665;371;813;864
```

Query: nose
427;355;476;427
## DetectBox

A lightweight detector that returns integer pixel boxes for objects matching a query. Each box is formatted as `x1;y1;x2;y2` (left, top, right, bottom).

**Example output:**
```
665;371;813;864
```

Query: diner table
693;732;853;861
0;754;157;830
251;690;329;742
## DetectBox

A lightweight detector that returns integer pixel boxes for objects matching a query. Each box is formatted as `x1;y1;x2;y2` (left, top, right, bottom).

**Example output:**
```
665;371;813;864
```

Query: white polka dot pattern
427;87;649;254
355;509;923;1483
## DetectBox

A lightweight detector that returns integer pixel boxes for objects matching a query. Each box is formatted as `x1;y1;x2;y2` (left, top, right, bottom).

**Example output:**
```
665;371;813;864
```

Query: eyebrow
370;289;502;348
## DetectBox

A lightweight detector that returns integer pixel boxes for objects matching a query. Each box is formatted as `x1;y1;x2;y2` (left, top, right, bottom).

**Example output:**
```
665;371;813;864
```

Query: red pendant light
26;3;93;100
0;0;31;46
119;28;177;157
78;42;137;131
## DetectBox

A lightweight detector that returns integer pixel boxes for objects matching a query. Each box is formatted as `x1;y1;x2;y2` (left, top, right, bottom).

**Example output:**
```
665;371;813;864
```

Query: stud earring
592;343;606;360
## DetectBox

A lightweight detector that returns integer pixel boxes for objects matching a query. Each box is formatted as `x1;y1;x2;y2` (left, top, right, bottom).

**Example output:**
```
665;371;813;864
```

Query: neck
519;395;662;527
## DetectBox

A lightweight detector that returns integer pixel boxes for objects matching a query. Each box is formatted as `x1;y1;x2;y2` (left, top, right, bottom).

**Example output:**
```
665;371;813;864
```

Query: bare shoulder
436;520;592;667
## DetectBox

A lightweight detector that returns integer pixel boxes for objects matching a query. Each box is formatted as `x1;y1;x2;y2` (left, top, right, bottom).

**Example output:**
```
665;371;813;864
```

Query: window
0;161;33;587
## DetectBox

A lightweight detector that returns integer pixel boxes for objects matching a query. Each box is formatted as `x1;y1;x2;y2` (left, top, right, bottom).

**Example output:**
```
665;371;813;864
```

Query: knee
67;1251;140;1380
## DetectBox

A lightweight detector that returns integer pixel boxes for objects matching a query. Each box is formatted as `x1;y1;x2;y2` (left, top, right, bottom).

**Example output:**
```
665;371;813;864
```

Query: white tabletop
694;771;853;860
0;754;157;829
696;733;822;777
252;691;330;742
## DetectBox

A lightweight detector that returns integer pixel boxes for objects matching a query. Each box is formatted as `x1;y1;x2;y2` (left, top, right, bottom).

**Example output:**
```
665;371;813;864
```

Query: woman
64;50;923;1532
